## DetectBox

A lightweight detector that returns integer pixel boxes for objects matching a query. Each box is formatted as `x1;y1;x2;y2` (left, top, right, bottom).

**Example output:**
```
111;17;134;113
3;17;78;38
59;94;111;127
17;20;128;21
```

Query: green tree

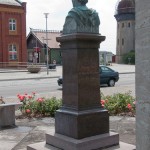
123;50;135;64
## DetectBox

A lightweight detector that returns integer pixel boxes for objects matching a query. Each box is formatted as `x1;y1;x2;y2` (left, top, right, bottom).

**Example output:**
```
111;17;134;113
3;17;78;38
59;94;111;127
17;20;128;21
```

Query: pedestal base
27;127;119;150
46;131;119;150
27;141;136;150
55;108;109;139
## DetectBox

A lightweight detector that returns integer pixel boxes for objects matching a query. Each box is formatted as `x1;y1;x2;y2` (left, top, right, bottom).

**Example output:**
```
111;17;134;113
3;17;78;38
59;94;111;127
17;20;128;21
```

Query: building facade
114;0;135;64
99;51;114;65
27;29;61;64
0;0;27;67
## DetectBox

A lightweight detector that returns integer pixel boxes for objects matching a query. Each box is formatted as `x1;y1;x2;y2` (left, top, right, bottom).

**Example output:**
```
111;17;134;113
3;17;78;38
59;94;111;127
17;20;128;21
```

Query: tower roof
115;0;135;15
0;0;22;6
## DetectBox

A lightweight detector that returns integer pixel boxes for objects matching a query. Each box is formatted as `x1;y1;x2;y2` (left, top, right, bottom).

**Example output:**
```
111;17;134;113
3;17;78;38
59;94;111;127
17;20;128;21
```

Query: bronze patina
63;0;100;34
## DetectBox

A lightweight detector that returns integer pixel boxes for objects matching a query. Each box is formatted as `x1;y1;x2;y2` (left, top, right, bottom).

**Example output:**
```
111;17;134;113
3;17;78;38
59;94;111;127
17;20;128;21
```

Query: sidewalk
0;64;135;81
0;116;135;150
109;63;135;74
0;66;62;81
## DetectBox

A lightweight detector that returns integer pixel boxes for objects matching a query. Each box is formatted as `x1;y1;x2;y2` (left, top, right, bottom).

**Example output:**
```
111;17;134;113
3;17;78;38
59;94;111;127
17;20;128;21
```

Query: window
8;44;17;60
100;66;113;73
122;23;124;28
9;19;16;31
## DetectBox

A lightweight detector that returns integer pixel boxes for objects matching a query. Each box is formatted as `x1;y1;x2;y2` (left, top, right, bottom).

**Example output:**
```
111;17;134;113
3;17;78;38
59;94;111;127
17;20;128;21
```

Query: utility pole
44;13;49;75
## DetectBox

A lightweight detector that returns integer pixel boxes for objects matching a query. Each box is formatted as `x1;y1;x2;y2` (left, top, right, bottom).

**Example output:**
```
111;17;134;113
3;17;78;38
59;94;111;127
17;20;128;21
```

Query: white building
99;51;114;65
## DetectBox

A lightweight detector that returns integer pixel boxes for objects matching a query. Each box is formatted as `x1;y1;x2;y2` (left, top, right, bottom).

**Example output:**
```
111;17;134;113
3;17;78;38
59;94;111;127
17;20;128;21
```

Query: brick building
0;0;27;67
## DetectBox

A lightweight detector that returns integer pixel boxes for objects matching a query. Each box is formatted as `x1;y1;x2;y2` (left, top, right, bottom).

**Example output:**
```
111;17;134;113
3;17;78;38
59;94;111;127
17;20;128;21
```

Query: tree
123;50;135;64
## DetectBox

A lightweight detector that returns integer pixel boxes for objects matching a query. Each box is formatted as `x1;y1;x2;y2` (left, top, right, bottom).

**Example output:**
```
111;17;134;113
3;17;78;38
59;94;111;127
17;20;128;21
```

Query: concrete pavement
0;116;135;150
0;66;62;81
0;64;136;150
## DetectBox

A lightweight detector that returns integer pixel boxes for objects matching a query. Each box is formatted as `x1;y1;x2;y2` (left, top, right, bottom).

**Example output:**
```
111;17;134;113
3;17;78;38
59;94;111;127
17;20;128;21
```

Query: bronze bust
63;0;100;34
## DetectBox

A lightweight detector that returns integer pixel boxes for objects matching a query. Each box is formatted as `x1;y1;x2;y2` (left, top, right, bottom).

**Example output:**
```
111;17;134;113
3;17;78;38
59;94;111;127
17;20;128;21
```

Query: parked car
100;65;119;86
49;64;56;69
57;65;119;87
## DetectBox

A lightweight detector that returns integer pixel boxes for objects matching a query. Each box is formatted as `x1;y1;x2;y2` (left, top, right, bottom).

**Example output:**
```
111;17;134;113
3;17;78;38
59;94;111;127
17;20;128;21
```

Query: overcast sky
23;0;119;54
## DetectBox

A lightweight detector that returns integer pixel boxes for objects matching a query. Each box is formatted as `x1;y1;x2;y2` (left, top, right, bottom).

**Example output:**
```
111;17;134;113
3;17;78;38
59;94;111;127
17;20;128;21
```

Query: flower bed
17;92;62;118
17;91;136;118
101;91;136;117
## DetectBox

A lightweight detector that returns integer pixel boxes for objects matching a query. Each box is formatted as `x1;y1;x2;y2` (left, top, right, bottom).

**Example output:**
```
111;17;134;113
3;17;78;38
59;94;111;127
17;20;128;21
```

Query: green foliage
17;91;136;118
122;50;135;64
17;93;62;118
101;91;136;116
44;97;62;116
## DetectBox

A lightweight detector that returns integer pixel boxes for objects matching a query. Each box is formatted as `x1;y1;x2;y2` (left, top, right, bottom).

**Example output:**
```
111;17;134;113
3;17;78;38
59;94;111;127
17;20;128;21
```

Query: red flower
28;95;32;99
37;98;44;103
101;100;106;107
127;104;132;110
26;109;31;113
19;95;25;101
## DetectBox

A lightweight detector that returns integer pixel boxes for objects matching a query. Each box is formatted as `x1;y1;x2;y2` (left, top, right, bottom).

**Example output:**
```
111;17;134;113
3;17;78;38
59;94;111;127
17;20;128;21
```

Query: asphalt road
101;73;135;97
0;73;135;102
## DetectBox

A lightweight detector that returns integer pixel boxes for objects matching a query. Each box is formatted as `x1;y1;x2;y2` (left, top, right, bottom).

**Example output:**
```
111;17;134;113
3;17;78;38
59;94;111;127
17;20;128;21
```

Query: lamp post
44;13;49;75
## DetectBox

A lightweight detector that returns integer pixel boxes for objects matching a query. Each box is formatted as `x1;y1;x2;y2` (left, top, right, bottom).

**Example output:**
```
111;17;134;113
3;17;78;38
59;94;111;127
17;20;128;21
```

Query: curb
0;72;135;82
0;70;28;73
119;72;135;74
0;76;60;82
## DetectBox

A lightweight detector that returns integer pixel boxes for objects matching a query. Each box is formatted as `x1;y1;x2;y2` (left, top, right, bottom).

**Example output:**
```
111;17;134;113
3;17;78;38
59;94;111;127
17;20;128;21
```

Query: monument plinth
45;33;119;149
54;33;109;140
27;0;119;149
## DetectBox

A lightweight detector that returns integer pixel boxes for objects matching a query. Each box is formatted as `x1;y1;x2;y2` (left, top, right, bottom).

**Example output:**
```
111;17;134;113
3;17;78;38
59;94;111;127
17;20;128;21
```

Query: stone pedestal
27;141;135;150
46;129;119;150
27;33;119;150
48;33;119;149
55;33;109;138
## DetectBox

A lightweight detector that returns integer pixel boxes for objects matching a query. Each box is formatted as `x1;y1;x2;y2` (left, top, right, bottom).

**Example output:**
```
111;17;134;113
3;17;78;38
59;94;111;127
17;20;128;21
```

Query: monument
27;0;119;149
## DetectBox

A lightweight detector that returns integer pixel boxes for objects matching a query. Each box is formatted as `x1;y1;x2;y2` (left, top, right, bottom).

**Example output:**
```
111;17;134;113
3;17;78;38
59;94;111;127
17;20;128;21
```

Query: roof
27;29;61;49
115;0;135;15
0;0;22;6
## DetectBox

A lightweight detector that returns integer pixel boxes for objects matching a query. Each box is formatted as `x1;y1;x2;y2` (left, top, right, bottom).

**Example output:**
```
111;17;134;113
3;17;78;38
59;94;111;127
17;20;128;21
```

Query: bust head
72;0;88;7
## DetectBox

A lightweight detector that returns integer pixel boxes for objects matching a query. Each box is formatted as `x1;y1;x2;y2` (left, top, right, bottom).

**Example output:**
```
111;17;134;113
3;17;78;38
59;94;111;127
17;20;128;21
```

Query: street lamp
44;13;49;75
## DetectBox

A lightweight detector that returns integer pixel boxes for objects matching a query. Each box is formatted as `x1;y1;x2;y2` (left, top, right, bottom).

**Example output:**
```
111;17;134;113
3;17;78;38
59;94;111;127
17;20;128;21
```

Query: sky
23;0;119;54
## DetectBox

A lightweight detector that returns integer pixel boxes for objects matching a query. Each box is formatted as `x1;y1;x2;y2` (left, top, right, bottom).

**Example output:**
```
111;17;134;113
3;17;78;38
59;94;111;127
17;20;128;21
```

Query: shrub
17;93;62;118
101;91;136;116
122;50;135;64
17;91;136;118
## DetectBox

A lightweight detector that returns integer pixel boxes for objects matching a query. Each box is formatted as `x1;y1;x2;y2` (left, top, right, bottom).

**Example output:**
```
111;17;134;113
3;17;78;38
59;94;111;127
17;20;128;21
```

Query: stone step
27;141;136;150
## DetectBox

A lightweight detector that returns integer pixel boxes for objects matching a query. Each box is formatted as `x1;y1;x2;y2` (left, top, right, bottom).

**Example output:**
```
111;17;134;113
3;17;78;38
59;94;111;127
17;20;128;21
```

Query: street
0;73;135;103
101;73;135;97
